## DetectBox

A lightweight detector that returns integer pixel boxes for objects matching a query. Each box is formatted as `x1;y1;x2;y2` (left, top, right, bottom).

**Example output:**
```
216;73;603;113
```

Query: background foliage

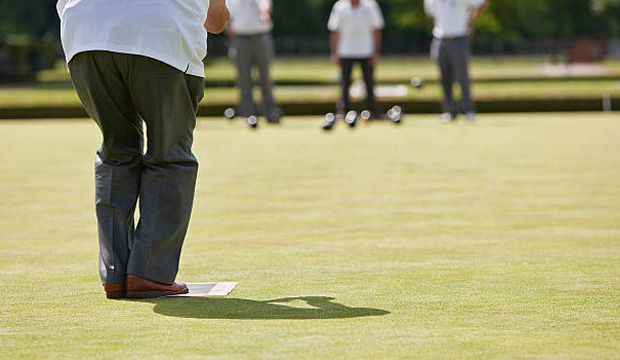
0;0;617;45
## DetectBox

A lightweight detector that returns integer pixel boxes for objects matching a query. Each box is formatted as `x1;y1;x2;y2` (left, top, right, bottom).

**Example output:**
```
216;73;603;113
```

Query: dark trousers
431;36;474;115
338;58;380;117
69;51;204;286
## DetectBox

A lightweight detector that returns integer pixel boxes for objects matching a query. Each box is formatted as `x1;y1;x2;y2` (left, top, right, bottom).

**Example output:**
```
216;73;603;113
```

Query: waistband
435;35;469;41
236;32;271;38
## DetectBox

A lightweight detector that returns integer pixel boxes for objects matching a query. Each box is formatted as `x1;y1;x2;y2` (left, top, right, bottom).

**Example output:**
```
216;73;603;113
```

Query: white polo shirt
327;0;385;59
227;0;273;36
57;0;209;77
424;0;485;39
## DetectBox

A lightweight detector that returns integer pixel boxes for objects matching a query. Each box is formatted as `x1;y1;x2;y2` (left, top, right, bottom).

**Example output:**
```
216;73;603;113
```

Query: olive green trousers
69;51;204;285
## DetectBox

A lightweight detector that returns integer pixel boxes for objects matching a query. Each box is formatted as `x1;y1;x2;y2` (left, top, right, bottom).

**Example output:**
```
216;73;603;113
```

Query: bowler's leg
236;37;256;117
433;39;456;117
338;58;355;115
453;37;474;114
122;55;204;285
69;51;142;286
256;33;281;122
360;58;381;117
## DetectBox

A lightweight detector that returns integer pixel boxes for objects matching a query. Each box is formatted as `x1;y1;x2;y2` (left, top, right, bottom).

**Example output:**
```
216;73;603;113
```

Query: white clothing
57;0;209;77
424;0;485;39
327;0;384;58
227;0;273;36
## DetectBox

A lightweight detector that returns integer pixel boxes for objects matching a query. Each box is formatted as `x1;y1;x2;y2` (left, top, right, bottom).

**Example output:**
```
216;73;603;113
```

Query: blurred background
0;0;619;115
2;0;620;80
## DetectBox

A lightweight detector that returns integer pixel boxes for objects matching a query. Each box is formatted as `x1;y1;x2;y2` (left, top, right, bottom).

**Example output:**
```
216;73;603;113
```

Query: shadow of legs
125;296;390;320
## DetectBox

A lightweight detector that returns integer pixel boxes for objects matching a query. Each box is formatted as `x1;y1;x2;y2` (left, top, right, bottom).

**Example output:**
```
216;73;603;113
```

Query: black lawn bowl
410;77;425;89
345;110;358;128
245;116;258;129
322;112;336;131
387;106;403;124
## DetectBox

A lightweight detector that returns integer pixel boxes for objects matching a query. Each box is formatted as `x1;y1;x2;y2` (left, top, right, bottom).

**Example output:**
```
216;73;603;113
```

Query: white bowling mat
168;282;239;297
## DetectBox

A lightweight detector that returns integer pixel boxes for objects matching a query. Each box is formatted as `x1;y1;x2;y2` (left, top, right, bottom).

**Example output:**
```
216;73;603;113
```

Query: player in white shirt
57;0;229;299
328;0;385;119
226;0;282;124
424;0;489;122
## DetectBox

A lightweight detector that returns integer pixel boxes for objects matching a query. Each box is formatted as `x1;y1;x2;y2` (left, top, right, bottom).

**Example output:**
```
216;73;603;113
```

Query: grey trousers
69;51;204;286
233;33;281;120
431;36;474;115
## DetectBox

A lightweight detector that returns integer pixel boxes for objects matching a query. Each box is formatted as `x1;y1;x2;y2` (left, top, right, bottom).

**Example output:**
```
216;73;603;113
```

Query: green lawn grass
1;80;619;108
1;56;617;109
1;113;619;359
38;56;620;83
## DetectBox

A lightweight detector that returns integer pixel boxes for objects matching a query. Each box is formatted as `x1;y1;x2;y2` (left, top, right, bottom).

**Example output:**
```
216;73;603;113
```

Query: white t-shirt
227;0;273;35
424;0;485;39
57;0;209;77
327;0;385;58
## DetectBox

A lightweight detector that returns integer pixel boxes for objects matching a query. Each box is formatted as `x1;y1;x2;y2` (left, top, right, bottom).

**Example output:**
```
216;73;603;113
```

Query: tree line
0;0;618;49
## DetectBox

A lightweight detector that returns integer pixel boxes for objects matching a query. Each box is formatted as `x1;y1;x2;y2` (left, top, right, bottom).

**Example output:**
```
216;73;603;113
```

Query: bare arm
224;23;235;38
330;31;340;65
424;0;434;22
258;0;272;23
204;0;230;34
468;0;489;26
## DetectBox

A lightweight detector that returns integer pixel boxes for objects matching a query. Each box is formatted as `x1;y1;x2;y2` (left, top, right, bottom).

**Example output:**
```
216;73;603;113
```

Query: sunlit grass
37;56;620;83
1;113;619;359
1;80;618;108
0;56;613;110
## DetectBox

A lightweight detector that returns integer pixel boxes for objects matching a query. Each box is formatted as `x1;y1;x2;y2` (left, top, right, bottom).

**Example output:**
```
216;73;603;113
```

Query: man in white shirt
328;0;385;119
226;0;281;124
424;0;489;122
57;0;229;299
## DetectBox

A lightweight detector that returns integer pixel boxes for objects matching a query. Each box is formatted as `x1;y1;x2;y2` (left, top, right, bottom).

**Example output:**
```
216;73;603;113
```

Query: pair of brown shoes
104;274;189;299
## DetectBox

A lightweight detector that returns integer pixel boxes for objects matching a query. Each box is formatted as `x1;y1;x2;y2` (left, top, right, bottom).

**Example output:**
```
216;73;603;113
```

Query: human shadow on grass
127;296;390;320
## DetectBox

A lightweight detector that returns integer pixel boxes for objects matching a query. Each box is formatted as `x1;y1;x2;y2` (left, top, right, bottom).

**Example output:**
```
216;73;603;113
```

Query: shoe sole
125;288;189;299
106;291;126;299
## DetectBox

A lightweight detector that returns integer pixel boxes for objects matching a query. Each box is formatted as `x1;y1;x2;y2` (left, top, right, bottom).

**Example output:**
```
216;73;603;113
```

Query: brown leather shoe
104;284;126;299
125;274;189;299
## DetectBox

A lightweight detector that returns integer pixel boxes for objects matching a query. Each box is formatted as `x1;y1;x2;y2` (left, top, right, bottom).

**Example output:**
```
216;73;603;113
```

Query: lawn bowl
322;112;336;131
345;110;358;128
360;110;372;123
410;77;425;89
224;108;236;120
387;106;403;124
245;116;258;129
